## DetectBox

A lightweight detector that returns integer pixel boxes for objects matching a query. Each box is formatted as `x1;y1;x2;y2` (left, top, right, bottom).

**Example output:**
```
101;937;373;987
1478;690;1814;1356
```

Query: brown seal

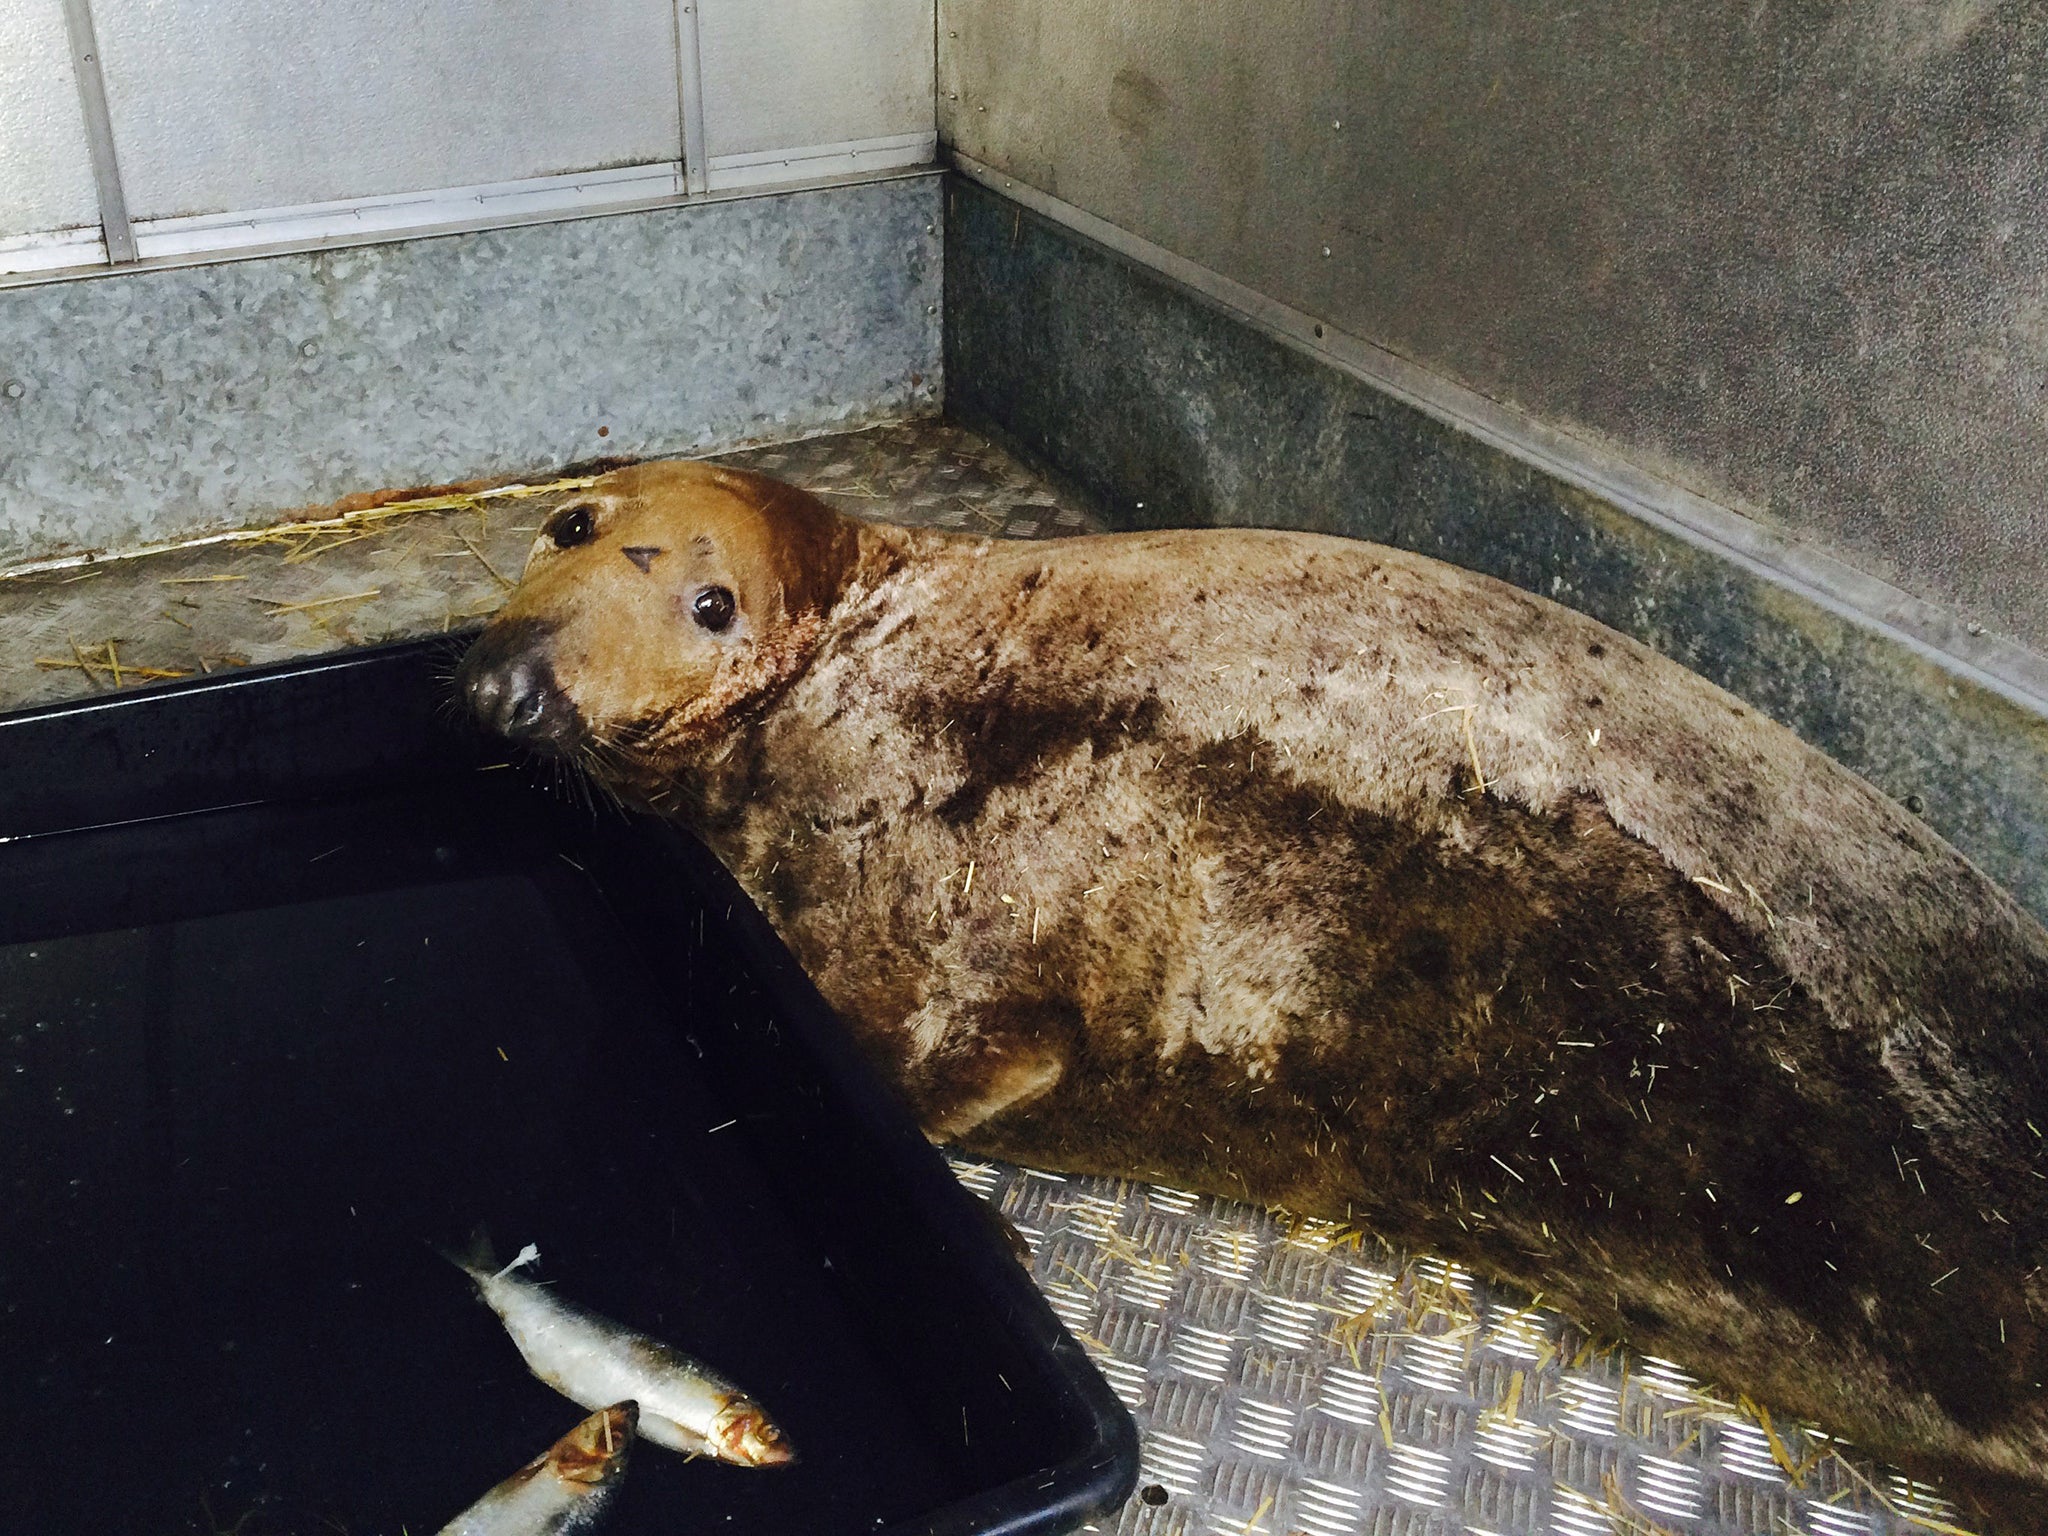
459;460;2048;1527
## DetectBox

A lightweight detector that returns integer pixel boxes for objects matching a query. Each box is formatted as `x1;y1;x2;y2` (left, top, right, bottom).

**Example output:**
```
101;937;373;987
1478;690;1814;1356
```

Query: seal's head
458;461;856;782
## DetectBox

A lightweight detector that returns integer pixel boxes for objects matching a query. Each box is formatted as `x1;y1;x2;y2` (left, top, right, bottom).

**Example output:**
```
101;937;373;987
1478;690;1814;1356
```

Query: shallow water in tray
0;787;954;1535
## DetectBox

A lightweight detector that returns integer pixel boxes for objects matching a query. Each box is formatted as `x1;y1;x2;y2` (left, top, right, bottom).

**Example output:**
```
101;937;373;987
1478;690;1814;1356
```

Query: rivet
1333;119;1342;129
1321;245;1332;257
927;304;938;314
926;224;936;234
2;379;24;400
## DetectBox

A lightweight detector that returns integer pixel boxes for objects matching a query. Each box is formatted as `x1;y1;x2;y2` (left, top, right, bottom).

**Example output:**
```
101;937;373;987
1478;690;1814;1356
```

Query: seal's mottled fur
460;461;2048;1527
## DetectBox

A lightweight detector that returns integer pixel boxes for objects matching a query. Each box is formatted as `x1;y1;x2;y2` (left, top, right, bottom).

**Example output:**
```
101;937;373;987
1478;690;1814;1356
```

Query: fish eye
548;504;597;549
692;585;736;632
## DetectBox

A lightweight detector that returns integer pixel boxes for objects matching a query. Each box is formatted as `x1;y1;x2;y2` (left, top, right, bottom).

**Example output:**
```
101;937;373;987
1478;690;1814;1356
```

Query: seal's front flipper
919;1041;1065;1142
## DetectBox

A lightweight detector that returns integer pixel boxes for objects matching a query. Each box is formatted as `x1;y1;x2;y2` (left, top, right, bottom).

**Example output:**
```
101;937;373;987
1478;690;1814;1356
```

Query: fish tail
429;1223;505;1278
492;1242;541;1281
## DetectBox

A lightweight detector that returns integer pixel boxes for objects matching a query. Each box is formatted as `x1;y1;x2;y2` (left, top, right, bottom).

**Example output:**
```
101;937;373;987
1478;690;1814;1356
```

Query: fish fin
491;1241;541;1281
677;1435;711;1462
428;1223;503;1278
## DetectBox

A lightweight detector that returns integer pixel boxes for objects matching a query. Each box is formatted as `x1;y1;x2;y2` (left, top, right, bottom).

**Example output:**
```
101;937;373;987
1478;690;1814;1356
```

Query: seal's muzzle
458;617;584;749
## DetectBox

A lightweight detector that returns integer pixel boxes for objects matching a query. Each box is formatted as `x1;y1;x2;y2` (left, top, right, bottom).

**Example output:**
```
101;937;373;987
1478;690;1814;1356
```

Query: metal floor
0;420;1971;1536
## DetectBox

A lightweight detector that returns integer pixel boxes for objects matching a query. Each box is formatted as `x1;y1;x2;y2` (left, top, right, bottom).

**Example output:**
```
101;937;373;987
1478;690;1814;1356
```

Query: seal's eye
548;504;597;549
692;585;736;633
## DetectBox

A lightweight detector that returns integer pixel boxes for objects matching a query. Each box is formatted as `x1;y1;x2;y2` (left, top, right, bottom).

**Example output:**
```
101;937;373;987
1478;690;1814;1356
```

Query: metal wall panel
0;175;942;563
0;0;100;242
700;0;933;158
90;0;683;221
939;0;2048;658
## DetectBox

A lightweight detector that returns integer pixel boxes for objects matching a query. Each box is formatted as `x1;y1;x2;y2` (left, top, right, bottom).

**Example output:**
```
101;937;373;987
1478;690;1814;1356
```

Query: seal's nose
457;618;583;747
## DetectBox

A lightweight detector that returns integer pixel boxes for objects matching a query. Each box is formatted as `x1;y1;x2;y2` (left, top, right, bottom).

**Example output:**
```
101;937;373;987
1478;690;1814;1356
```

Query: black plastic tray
0;636;1137;1536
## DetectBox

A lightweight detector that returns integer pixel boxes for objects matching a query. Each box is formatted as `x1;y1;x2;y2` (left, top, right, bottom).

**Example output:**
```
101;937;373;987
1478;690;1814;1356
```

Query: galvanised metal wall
0;174;942;563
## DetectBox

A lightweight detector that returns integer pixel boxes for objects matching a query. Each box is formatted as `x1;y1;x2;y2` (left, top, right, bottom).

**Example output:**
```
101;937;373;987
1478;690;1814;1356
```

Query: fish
435;1401;637;1536
443;1237;796;1467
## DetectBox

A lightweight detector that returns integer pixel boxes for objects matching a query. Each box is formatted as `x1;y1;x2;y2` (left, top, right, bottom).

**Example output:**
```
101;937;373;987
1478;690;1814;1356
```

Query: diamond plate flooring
0;419;1975;1535
945;1154;1967;1536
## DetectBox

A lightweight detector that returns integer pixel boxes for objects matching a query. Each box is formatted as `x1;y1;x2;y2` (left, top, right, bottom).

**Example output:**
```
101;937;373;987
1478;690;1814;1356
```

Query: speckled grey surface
946;176;2048;927
939;0;2048;657
0;174;942;567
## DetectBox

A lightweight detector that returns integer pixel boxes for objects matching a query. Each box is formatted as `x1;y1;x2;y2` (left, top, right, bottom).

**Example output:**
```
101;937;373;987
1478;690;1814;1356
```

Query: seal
458;459;2048;1527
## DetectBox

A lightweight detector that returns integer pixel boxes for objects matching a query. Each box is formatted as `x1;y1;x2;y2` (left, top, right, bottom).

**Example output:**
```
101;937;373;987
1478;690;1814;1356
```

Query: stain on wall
939;0;2048;656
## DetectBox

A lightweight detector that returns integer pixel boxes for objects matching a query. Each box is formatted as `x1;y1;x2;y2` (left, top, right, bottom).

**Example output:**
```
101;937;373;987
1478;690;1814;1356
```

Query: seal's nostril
508;686;547;730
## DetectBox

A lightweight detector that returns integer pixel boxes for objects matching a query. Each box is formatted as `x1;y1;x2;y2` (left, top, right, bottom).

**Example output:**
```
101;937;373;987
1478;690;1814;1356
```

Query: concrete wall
938;0;2048;660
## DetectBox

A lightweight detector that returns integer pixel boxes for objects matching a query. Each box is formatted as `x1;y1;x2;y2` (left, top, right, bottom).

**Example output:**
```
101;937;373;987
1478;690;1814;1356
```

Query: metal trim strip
0;225;108;275
127;162;688;261
55;0;135;263
708;132;939;193
0;162;940;291
675;0;711;195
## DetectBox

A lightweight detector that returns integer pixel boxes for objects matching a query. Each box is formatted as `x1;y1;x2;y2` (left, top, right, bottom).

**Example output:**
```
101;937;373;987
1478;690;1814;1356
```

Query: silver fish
446;1240;796;1467
436;1401;637;1536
